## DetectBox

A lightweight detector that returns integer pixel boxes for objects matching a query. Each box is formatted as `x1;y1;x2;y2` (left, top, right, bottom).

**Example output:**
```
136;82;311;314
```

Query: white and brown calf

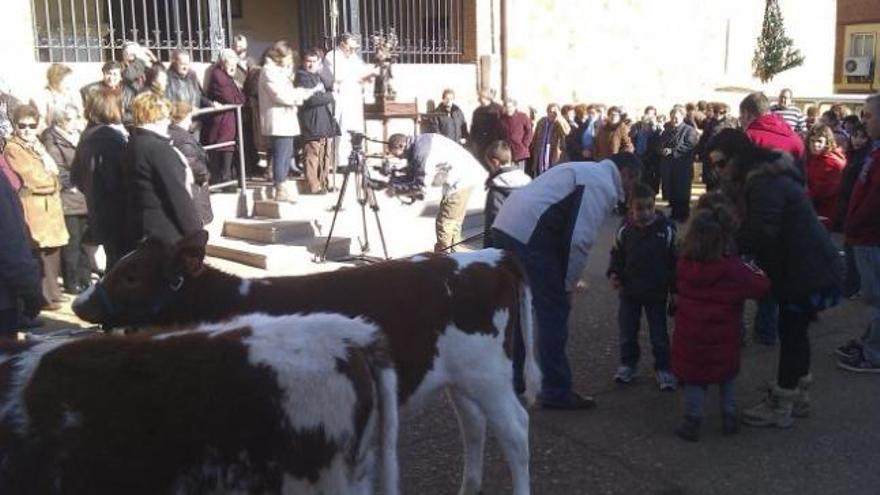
74;231;541;495
0;313;399;495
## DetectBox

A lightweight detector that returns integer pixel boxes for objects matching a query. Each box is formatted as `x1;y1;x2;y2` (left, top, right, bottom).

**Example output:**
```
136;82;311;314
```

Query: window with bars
31;0;234;63
299;0;465;64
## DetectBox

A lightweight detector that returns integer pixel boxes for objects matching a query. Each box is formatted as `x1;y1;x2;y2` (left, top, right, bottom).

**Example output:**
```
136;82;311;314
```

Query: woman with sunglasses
3;104;69;311
705;128;843;429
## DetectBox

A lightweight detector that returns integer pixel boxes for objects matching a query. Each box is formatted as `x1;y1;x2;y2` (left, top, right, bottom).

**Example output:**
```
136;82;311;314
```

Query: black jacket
835;146;869;230
607;213;677;302
470;103;502;154
429;103;468;144
41;126;87;215
70;125;129;253
124;127;200;246
293;69;338;140
483;166;531;247
737;155;844;302
0;169;40;312
169;124;213;226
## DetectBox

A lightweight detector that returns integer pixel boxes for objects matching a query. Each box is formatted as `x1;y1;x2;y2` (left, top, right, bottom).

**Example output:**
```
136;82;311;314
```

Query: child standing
672;202;770;442
607;182;677;390
483;140;531;248
805;124;846;223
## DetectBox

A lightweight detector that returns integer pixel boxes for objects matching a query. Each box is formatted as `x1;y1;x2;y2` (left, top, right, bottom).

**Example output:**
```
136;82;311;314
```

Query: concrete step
206;236;352;271
223;218;318;244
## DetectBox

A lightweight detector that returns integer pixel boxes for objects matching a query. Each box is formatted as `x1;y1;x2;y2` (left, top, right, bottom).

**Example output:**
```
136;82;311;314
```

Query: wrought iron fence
31;0;234;63
299;0;464;64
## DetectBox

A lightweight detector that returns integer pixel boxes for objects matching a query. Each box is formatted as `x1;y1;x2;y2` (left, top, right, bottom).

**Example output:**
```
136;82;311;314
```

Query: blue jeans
853;246;880;366
683;381;736;419
754;295;779;344
491;228;572;402
271;135;294;186
618;296;670;370
844;244;861;297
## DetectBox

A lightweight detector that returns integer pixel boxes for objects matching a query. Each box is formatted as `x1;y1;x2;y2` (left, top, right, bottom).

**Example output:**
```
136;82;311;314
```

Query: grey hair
172;48;190;61
51;103;80;125
219;48;238;66
504;97;517;107
233;34;247;44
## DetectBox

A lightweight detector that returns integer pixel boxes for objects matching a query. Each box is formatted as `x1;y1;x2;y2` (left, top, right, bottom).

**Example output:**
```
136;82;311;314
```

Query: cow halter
93;275;185;327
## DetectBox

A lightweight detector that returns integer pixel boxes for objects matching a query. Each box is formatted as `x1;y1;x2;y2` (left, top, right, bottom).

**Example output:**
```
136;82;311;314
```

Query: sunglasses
17;123;38;130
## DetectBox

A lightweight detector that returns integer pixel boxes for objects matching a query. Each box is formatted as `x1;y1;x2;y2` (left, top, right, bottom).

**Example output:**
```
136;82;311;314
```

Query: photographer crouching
384;133;486;252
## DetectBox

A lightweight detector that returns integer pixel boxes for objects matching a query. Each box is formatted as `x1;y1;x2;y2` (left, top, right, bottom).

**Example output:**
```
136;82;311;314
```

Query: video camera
367;155;425;203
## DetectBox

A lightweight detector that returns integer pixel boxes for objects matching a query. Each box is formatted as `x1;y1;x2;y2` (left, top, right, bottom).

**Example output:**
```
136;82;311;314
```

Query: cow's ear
174;230;209;276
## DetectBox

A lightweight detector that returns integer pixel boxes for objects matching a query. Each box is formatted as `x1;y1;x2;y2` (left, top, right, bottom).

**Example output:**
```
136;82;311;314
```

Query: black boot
722;412;740;436
675;415;701;442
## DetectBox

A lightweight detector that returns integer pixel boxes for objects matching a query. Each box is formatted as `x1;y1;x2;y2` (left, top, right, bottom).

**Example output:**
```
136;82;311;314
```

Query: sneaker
539;391;597;410
655;369;678;391
614;365;635;384
837;351;880;374
835;339;863;359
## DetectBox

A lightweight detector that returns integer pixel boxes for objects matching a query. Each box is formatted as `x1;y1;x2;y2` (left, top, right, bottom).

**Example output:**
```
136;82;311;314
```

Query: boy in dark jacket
482;140;531;247
607;182;677;390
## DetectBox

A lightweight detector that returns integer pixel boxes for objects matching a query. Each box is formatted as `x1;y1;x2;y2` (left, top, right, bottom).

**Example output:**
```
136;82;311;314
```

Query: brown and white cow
0;313;399;495
73;231;541;495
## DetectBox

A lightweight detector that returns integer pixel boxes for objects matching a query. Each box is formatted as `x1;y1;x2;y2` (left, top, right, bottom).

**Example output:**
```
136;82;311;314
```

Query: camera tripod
318;134;390;263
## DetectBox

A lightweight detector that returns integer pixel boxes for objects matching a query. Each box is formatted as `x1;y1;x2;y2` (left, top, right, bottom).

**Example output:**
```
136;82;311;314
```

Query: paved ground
36;212;879;495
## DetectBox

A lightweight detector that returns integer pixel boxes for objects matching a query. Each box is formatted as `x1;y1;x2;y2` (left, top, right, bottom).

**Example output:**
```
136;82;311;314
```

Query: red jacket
672;257;770;384
845;147;880;246
203;64;246;152
745;113;804;161
499;111;533;162
806;149;846;220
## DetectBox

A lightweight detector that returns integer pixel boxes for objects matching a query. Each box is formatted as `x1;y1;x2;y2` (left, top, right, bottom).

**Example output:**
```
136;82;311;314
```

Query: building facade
0;0;838;123
835;0;880;93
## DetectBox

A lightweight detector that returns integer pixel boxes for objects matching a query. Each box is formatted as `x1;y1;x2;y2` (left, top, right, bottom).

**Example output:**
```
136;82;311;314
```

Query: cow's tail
520;280;542;406
376;362;400;495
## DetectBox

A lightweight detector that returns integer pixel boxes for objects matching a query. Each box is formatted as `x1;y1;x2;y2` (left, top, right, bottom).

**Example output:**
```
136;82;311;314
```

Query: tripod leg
319;168;352;261
365;187;390;260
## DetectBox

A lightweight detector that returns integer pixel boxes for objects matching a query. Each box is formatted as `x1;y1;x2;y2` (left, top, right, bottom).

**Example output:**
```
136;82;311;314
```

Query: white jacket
258;60;315;137
492;160;623;291
410;133;486;196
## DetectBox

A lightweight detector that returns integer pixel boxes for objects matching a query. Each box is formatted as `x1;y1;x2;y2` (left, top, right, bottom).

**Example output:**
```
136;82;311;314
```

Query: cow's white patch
492;308;510;336
408;254;429;263
184;313;382;443
282;456;368;495
0;339;70;434
72;283;96;309
451;249;504;272
238;279;252;297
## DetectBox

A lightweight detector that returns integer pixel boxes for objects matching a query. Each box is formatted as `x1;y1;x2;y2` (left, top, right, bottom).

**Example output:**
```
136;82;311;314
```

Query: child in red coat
806;124;846;222
671;200;770;442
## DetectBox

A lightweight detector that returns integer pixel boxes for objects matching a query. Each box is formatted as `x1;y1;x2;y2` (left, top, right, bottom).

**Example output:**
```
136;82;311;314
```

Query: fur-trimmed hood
745;152;803;186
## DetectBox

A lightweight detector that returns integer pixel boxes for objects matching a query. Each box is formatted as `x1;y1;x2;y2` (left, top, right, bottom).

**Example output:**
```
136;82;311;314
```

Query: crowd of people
0;33;877;448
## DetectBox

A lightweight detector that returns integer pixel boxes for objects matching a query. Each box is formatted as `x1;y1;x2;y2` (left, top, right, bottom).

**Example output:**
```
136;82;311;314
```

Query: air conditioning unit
844;56;872;77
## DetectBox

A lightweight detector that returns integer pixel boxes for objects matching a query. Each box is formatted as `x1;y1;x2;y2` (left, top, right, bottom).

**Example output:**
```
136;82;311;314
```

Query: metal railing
194;103;248;218
299;0;464;64
31;0;234;63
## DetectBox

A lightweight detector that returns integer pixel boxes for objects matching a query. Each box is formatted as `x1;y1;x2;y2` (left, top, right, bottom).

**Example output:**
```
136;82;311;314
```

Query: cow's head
73;230;209;327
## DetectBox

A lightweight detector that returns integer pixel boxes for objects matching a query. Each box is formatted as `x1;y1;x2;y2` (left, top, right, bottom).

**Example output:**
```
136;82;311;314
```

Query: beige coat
257;59;315;137
4;136;69;248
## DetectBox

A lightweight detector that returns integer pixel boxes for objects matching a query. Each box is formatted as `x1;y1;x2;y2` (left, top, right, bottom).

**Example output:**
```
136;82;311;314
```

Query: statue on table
371;30;399;102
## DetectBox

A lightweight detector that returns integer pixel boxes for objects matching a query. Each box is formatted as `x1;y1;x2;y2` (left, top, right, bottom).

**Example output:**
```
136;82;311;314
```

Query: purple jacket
204;64;246;151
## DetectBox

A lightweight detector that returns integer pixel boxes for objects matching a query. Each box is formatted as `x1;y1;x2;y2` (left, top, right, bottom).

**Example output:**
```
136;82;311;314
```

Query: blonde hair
131;92;171;126
46;63;73;92
170;101;193;124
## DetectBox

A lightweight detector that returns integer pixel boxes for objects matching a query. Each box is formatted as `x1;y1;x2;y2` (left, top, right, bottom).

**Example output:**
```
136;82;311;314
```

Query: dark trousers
270;136;295;186
777;307;813;389
843;244;861;297
0;308;18;334
618;295;670;370
61;215;91;292
39;247;63;303
302;138;331;193
209;150;235;185
669;199;691;222
754;295;779;343
491;228;573;402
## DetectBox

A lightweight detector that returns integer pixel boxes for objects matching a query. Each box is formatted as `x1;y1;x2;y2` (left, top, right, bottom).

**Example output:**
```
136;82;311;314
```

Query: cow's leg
447;388;487;495
471;389;531;495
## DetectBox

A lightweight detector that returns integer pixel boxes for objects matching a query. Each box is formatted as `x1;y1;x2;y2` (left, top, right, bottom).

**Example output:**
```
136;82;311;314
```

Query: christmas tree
752;0;805;83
